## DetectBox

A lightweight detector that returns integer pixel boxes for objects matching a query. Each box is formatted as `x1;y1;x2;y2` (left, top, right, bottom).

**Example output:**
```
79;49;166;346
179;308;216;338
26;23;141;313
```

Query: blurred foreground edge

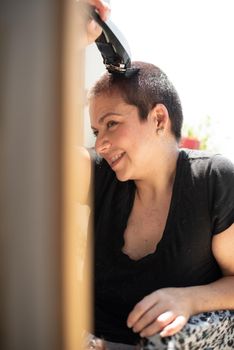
0;0;91;349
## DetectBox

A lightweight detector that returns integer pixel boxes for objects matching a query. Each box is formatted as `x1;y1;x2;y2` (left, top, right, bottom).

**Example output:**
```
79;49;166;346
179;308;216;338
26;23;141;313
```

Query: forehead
89;92;140;129
89;92;126;118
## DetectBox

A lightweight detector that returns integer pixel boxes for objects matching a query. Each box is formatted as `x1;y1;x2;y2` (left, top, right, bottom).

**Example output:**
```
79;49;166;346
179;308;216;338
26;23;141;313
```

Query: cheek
133;132;154;160
114;124;151;154
113;126;132;143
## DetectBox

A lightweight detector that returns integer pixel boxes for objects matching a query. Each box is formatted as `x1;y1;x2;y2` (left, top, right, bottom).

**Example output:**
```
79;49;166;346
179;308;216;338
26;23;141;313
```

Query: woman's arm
189;222;234;313
127;223;234;338
76;1;109;202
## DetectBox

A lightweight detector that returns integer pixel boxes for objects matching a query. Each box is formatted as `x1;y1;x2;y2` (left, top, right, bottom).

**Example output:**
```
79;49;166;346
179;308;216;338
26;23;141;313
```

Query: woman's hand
79;0;111;44
85;0;110;21
127;288;193;338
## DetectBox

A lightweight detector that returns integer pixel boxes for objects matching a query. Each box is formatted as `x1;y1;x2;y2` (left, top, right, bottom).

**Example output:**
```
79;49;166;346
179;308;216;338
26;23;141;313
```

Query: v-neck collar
114;150;184;264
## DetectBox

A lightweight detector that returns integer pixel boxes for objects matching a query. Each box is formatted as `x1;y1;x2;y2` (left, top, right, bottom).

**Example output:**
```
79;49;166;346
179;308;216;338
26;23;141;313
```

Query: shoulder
180;149;234;235
180;149;234;178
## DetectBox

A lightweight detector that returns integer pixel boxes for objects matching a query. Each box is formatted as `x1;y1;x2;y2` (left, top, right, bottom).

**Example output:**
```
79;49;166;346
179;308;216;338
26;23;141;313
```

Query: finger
127;292;159;328
86;19;102;44
95;338;106;349
81;0;110;21
132;306;172;334
159;315;187;337
139;311;176;337
93;0;111;21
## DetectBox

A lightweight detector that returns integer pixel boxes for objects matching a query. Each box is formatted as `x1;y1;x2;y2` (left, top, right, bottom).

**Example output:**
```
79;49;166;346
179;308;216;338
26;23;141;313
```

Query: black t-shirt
92;149;234;345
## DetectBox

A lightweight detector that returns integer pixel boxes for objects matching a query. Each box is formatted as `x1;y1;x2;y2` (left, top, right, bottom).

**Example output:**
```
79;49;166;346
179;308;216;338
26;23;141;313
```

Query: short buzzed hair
89;61;183;141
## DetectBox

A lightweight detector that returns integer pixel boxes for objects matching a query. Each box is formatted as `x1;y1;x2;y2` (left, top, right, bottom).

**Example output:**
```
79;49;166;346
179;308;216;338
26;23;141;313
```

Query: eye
92;129;98;137
107;120;118;129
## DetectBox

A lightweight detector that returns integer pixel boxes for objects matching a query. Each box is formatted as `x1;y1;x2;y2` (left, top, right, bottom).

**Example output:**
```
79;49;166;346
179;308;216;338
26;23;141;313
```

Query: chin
115;171;131;182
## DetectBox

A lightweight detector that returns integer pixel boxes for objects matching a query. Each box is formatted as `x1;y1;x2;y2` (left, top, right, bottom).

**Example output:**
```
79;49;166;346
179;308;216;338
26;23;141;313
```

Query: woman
80;61;234;349
81;2;234;349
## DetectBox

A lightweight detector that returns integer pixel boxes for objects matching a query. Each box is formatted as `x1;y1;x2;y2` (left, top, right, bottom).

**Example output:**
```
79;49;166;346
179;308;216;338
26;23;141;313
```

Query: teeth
111;153;124;164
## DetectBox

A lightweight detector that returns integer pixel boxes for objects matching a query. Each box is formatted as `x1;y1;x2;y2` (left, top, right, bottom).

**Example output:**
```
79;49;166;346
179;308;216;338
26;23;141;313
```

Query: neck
134;147;179;203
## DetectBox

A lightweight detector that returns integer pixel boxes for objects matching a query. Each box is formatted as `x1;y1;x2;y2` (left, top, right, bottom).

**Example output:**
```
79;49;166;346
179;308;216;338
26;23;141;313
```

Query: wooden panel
0;0;62;349
61;1;91;349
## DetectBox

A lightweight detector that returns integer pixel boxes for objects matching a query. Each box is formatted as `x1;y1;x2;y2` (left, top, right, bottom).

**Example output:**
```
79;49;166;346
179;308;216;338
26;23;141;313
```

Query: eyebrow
91;112;122;130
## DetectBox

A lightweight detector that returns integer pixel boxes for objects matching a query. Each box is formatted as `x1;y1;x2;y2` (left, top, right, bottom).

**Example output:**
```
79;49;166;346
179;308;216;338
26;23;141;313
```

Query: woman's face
89;92;159;182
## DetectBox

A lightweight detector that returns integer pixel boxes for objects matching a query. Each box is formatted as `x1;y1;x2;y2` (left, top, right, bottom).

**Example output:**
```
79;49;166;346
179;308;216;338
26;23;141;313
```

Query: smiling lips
109;152;125;167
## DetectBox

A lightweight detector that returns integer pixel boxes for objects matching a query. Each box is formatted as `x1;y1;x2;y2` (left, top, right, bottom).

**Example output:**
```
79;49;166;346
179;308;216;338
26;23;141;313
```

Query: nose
95;135;111;155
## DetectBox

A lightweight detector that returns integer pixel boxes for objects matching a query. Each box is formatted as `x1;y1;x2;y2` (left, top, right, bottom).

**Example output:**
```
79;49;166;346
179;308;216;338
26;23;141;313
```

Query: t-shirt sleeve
209;154;234;235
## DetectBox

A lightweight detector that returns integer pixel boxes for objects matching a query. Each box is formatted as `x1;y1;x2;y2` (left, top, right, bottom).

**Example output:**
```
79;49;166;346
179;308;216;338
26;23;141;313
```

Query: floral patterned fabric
87;310;234;349
143;310;234;350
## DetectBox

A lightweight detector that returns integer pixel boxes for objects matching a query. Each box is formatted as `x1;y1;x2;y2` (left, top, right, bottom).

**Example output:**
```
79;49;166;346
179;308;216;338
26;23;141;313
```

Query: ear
149;104;170;131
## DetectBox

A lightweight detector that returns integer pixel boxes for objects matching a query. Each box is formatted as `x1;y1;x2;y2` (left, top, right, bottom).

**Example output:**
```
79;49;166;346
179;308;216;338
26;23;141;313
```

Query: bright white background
85;0;234;161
